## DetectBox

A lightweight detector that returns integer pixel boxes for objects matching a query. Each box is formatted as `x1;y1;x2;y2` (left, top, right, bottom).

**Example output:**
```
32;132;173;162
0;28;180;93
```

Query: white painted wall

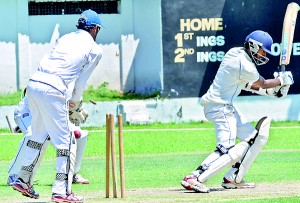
0;42;16;92
0;0;163;94
1;95;299;129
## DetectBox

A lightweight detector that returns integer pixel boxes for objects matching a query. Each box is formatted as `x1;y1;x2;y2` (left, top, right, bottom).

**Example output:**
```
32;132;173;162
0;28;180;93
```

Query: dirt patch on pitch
12;182;299;202
83;182;300;202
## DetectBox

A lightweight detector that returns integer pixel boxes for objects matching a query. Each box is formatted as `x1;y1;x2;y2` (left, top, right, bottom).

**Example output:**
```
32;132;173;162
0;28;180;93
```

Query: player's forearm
259;78;281;89
252;76;281;89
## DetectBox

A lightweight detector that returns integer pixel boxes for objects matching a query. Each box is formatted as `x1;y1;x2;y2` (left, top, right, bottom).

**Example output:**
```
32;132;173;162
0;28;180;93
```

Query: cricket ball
74;130;81;139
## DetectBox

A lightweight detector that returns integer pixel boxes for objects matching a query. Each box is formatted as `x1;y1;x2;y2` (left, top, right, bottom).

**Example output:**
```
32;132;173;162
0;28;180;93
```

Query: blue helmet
77;9;105;28
245;30;273;55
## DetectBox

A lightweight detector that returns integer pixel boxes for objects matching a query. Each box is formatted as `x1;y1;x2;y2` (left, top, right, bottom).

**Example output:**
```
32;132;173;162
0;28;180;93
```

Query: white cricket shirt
200;47;259;105
37;29;103;101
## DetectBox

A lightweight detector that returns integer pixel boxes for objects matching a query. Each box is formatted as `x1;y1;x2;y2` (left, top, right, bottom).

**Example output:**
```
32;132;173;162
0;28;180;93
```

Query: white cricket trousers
23;79;71;195
193;103;257;182
203;103;257;148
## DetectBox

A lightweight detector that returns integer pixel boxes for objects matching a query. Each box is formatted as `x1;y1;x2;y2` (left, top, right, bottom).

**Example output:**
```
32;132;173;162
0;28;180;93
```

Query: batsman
181;30;294;193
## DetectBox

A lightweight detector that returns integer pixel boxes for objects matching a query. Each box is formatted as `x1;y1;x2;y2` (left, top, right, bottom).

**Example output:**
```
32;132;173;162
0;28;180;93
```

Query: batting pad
198;141;249;183
67;132;77;194
234;116;271;183
75;132;88;173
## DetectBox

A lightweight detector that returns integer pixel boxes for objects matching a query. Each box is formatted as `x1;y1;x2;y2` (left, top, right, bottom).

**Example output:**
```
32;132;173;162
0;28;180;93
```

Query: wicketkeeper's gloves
69;107;89;126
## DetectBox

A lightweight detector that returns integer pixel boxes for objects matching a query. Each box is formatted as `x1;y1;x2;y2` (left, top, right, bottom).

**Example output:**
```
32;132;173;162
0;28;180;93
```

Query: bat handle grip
281;65;286;72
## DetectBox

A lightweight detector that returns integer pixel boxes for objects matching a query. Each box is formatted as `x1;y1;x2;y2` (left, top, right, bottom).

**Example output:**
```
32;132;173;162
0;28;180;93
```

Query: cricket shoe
7;174;18;186
181;174;210;193
51;193;84;203
73;174;89;184
11;178;39;199
221;177;255;189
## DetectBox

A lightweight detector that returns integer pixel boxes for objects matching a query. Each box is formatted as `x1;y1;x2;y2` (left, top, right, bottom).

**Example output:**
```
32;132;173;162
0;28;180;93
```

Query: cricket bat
280;2;300;71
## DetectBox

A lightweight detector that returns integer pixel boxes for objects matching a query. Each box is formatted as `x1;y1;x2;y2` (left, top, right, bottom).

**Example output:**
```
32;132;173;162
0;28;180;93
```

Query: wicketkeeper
11;9;104;203
181;30;294;193
8;91;90;187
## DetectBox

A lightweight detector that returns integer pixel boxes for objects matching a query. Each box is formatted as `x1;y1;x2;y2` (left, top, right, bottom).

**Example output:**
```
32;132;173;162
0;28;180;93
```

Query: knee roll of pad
56;173;68;181
57;149;70;157
254;116;271;147
27;140;43;150
228;141;250;162
21;164;34;172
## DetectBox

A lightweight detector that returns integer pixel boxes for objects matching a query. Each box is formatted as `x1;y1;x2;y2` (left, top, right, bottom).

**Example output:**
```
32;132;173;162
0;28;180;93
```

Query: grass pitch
0;122;299;202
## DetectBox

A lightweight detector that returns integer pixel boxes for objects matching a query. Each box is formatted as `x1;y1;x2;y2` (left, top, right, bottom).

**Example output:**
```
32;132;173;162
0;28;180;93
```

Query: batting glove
274;71;294;86
69;107;89;126
273;85;290;98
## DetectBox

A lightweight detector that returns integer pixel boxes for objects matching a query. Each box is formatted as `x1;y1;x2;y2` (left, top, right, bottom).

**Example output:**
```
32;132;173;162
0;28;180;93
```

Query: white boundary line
1;125;300;136
88;125;300;133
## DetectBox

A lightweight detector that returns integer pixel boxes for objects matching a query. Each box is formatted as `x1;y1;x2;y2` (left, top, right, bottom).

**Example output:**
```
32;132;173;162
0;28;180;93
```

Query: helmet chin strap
249;43;269;66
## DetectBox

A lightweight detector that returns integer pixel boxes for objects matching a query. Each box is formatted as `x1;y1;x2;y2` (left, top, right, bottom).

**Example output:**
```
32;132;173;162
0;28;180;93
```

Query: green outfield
0;122;299;202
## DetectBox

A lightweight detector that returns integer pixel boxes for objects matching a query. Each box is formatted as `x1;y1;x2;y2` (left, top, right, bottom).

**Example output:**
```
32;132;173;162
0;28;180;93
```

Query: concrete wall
1;95;299;129
132;0;163;94
0;0;163;94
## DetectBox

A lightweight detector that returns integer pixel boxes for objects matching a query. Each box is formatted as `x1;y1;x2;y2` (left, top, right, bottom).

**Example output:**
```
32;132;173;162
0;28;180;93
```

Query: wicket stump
105;114;125;198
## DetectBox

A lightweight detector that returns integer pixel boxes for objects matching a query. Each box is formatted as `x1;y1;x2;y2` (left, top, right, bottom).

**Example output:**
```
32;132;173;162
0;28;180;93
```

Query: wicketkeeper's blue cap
78;9;105;28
